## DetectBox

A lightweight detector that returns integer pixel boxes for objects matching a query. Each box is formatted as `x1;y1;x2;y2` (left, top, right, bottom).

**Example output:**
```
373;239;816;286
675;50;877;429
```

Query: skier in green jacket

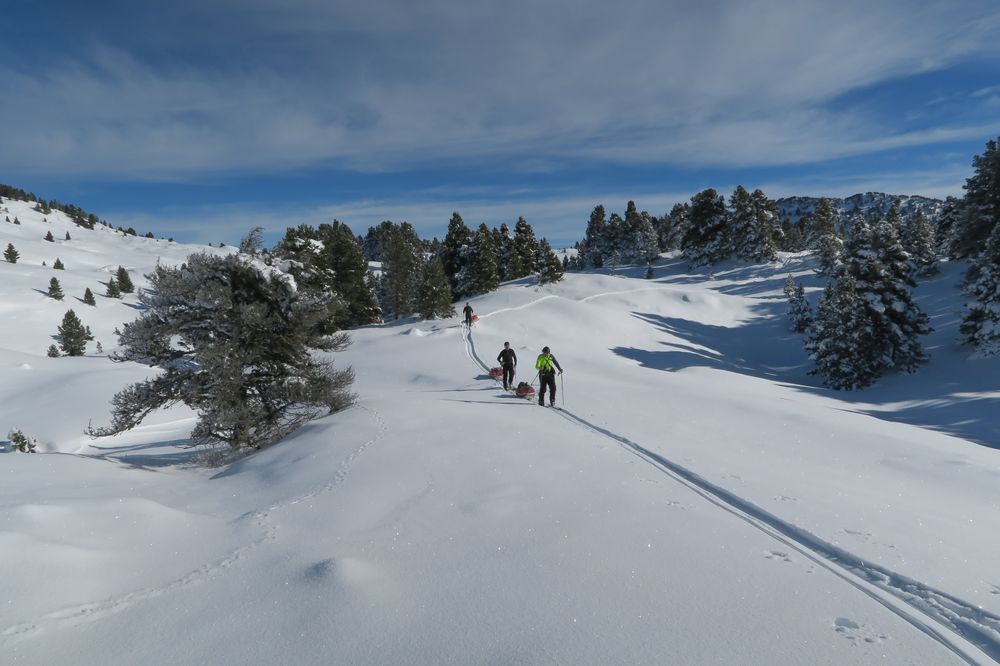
534;346;563;406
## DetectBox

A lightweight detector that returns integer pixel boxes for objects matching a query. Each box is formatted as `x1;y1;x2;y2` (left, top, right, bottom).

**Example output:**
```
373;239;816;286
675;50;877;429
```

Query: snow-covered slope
775;192;944;227
2;195;1000;665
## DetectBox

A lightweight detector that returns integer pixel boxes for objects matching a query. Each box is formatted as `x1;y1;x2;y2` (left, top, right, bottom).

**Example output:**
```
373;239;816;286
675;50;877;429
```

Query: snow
2;196;1000;664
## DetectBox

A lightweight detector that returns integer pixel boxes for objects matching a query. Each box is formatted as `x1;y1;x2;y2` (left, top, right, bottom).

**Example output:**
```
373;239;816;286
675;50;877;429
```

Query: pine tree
116;266;135;293
960;223;1000;356
83;288;96;306
951;136;1000;258
783;275;811;333
90;252;355;451
508;216;540;279
96;341;104;354
53;257;65;270
48;277;64;300
106;277;122;298
749;188;779;261
47;344;61;358
65;231;71;241
937;196;965;257
317;220;381;327
3;242;18;263
682;188;730;266
659;203;690;252
537;238;564;284
581;205;607;268
378;223;424;319
806;274;880;390
57;309;90;356
810;198;842;274
622;201;660;264
441;212;472;299
8;429;37;453
837;217;930;375
903;208;937;275
457;224;500;296
494;223;514;280
416;257;455;319
44;230;54;242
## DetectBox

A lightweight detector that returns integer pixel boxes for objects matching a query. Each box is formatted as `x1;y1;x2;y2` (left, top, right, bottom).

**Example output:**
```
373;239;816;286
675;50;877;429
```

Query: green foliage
106;277;122;298
53;257;65;270
83;287;96;306
92;253;355;451
57;309;91;356
8;428;37;453
47;344;61;358
3;242;18;263
44;230;54;242
416;257;455;319
48;277;64;300
537;238;564;285
116;266;135;293
783;275;811;333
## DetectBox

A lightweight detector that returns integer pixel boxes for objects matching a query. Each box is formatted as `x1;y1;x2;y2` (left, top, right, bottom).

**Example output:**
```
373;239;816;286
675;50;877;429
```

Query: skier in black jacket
496;342;517;390
463;303;474;327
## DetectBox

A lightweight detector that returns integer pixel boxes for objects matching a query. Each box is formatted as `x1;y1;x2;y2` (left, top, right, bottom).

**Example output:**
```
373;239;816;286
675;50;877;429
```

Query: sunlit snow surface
2;196;1000;665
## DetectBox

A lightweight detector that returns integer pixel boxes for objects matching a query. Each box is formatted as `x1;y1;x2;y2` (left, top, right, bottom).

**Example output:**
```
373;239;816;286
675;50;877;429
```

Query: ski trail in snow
551;408;1000;665
458;332;1000;665
475;294;558;319
0;403;388;647
579;285;686;303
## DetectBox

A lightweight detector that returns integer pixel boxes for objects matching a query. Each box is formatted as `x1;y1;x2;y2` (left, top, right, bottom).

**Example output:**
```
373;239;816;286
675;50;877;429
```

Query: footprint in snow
764;550;792;563
990;584;1000;595
833;617;888;644
774;495;797;502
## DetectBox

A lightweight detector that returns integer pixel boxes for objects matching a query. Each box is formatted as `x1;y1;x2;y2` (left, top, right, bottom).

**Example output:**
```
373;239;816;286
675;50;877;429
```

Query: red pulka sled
514;383;536;399
489;367;503;379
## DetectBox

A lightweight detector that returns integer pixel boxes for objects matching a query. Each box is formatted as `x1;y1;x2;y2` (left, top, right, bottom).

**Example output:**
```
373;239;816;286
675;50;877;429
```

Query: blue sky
2;0;999;246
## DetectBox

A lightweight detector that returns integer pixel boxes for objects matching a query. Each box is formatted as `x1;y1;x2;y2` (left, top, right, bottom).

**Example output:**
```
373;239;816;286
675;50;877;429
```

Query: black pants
539;373;556;405
502;364;515;390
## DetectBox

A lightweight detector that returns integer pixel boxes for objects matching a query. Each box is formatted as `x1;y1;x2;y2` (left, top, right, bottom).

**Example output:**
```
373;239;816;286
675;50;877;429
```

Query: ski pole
560;372;565;407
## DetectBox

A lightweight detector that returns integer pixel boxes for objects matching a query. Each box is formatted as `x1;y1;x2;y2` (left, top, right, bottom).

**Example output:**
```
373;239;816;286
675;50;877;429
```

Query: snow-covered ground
2;196;1000;664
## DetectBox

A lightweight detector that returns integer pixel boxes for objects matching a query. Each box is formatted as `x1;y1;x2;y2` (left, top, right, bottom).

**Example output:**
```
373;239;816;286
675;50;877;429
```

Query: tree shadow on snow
83;438;202;469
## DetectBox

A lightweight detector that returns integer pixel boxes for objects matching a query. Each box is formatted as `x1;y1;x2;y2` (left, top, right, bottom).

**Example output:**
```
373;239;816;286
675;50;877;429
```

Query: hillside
2;194;1000;664
775;192;944;228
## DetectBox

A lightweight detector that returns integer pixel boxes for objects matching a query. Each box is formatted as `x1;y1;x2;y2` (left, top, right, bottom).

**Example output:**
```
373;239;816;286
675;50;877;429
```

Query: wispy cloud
2;0;998;180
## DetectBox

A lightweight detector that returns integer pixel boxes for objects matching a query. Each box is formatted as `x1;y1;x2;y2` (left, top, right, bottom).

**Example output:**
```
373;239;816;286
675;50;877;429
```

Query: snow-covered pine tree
959;222;1000;356
456;224;500;296
508;216;540;280
379;222;424;319
902;208;937;275
682;188;729;266
65;231;71;241
44;230;54;242
581;205;607;268
4;242;18;263
493;223;514;281
106;277;122;298
48;276;64;300
90;252;355;451
749;188;779;261
806;274;880;390
8;429;37;453
622;201;660;264
783;275;811;333
779;219;805;252
655;203;688;252
57;309;90;356
47;344;60;357
537;238;564;284
950;136;1000;259
837;216;930;375
809;198;842;274
83;287;96;305
441;212;472;299
317;220;381;327
53;257;65;270
116;266;135;293
416;257;455;319
728;186;756;260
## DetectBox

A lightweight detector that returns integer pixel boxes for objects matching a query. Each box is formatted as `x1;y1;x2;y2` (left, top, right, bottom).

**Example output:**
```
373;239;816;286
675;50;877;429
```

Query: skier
534;346;563;407
463;303;474;328
497;341;517;391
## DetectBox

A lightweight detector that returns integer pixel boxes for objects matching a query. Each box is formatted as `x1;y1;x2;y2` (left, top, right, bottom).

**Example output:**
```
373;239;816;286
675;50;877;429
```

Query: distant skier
497;341;518;391
534;346;563;407
463;303;474;328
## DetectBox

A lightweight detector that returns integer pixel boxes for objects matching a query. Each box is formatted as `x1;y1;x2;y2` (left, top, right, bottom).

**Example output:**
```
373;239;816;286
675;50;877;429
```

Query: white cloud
2;0;999;178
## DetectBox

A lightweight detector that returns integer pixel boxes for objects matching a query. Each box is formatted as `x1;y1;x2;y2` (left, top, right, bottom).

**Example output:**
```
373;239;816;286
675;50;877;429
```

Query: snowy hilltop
775;192;944;227
2;192;1000;665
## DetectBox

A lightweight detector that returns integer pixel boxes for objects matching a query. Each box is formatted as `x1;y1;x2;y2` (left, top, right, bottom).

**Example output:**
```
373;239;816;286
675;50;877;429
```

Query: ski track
462;325;1000;665
0;403;387;648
